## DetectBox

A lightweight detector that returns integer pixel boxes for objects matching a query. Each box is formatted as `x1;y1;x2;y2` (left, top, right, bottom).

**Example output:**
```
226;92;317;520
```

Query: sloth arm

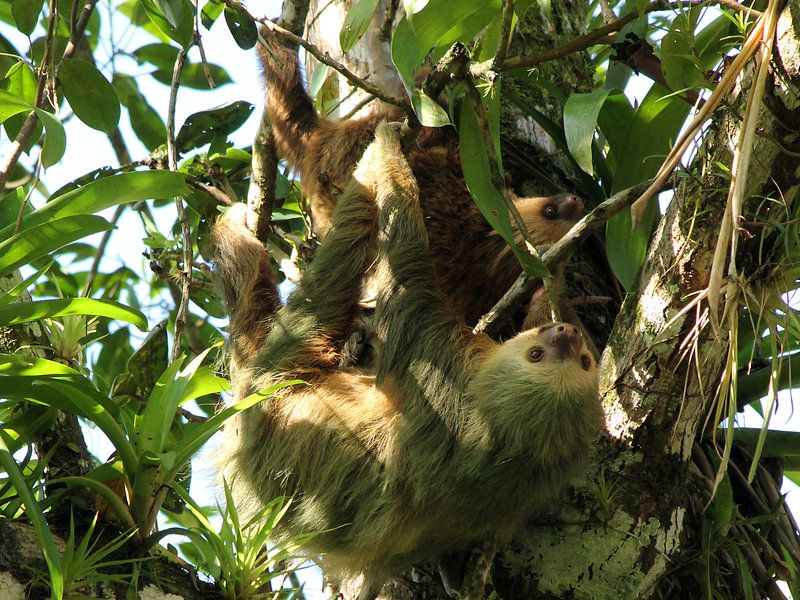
252;178;376;377
371;126;487;425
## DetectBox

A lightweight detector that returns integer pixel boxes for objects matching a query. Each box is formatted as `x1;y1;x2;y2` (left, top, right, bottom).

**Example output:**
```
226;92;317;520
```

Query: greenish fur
213;124;603;593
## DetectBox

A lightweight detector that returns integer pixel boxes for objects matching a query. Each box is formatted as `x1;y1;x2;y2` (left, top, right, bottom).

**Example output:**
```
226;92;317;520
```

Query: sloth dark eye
543;204;558;219
581;355;592;371
528;348;545;362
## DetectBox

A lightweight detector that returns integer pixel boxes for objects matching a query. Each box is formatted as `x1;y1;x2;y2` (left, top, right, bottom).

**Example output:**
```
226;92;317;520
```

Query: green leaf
0;215;111;278
32;106;66;166
179;365;230;405
308;64;330;98
1;378;137;473
59;59;121;133
11;0;43;35
340;0;380;52
6;61;37;104
135;43;233;89
154;0;188;28
411;90;450;127
604;86;689;289
172;381;302;472
141;0;193;47
0;261;53;307
0;433;63;599
458;100;547;278
661;22;707;92
0;171;187;241
0;88;34;122
175;101;254;153
0;354;82;378
731;428;800;458
135;357;187;454
200;0;225;29
709;471;733;528
0;298;148;331
563;89;611;176
128;94;167;150
224;4;257;50
0;90;67;166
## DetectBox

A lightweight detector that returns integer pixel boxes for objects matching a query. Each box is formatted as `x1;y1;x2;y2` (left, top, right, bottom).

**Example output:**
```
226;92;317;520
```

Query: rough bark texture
300;2;800;599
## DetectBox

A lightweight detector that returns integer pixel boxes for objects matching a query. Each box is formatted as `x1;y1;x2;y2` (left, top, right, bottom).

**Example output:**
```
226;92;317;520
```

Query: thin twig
166;45;192;361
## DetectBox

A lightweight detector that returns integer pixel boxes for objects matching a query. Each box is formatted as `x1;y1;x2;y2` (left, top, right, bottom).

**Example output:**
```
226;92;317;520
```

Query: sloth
259;29;584;325
213;123;603;599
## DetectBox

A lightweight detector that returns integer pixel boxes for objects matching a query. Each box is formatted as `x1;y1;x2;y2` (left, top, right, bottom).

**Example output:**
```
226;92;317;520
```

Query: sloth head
465;323;600;459
514;193;585;244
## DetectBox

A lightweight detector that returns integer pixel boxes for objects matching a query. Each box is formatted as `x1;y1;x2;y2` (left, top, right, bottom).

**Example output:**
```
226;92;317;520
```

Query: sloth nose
548;323;582;359
563;194;584;217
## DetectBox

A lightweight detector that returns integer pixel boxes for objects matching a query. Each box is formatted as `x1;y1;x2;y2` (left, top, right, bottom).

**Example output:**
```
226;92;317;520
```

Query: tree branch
247;0;310;243
166;45;192;361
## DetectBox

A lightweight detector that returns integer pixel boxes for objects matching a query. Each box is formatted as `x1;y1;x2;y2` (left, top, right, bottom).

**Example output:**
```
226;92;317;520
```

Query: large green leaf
563;90;611;176
179;365;230;405
604;86;689;289
0;215;111;278
59;59;121;133
0;171;187;241
0;298;147;331
128;94;167;150
140;0;193;47
134;357;186;455
340;0;380;52
0;354;82;378
661;14;707;92
0;378;137;473
410;90;450;127
224;3;257;50
32;105;66;167
459;100;547;278
0;88;33;123
175;101;254;153
11;0;43;35
6;61;37;104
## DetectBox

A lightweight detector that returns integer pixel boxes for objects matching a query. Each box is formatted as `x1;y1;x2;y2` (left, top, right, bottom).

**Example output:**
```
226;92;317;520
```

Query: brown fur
259;29;584;324
213;124;602;597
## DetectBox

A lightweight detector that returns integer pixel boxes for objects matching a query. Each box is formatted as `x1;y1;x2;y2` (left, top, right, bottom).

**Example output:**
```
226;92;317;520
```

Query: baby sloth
213;123;602;599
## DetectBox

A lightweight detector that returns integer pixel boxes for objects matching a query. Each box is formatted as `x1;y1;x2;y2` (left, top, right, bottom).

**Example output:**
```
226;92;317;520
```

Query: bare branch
166;46;193;362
